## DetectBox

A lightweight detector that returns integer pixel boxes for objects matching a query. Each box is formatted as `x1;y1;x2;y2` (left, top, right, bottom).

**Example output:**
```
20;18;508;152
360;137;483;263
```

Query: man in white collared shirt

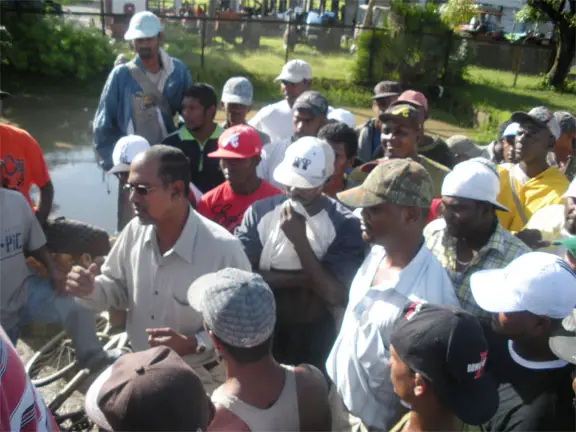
66;145;250;393
326;159;460;431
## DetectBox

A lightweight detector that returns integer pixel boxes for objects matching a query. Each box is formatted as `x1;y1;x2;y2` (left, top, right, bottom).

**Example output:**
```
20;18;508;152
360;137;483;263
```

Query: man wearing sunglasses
66;145;251;394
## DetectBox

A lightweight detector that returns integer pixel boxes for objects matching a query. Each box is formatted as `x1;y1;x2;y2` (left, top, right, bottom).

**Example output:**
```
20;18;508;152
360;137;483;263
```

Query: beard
138;48;154;60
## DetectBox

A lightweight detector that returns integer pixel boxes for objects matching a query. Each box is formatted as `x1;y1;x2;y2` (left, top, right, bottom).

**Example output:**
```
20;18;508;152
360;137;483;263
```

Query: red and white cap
208;125;262;159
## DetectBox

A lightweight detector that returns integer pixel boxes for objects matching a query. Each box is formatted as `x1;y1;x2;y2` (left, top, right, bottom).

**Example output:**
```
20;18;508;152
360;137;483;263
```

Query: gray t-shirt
0;188;46;329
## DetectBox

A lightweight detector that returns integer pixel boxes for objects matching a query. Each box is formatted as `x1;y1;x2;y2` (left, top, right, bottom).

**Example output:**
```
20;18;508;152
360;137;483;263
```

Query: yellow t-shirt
496;165;569;233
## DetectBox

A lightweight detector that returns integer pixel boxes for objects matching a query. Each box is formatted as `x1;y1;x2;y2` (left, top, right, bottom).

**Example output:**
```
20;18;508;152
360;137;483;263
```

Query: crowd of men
2;8;576;432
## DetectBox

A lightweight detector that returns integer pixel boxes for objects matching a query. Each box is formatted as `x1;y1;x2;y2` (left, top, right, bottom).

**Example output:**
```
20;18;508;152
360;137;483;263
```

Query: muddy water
3;92;119;234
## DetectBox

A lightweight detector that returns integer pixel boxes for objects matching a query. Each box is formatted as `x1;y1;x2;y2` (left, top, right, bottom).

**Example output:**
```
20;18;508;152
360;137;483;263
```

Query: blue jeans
6;275;104;366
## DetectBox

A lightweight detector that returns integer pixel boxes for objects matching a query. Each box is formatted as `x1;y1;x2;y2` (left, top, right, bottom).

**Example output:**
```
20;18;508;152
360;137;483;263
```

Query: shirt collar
373;241;432;296
179;124;223;146
440;221;508;262
143;207;198;263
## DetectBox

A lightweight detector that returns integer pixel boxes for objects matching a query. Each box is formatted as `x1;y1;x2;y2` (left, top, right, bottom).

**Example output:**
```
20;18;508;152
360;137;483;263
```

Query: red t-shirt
0;124;51;208
196;180;281;232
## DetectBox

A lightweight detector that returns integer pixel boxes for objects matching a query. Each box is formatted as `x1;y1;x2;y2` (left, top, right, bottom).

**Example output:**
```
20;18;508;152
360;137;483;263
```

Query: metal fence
3;5;556;86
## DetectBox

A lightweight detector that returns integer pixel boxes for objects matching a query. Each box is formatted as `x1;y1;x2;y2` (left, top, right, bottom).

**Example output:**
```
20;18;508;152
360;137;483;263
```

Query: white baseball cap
275;59;312;83
441;158;508;211
222;77;253;106
564;177;576;199
124;11;163;41
328;108;356;128
109;135;151;174
471;252;576;319
273;136;335;189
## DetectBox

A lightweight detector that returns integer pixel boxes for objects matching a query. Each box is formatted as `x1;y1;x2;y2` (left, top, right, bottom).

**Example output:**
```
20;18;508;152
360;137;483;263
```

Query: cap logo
392;105;411;118
292;156;312;171
223;133;240;149
467;351;487;378
404;302;423;320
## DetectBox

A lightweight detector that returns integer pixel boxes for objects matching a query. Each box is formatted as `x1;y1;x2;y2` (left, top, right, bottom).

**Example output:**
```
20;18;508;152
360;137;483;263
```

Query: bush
3;13;118;80
350;0;473;88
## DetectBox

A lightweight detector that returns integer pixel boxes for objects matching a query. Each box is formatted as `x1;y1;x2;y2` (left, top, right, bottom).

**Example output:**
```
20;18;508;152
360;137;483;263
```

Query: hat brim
470;268;522;314
510;112;548;131
379;112;420;128
273;163;322;189
274;73;306;83
0;90;11;99
84;365;115;430
221;95;251;106
108;163;131;174
124;28;160;41
336;185;387;209
549;312;576;364
208;148;258;159
436;371;499;425
372;92;399;100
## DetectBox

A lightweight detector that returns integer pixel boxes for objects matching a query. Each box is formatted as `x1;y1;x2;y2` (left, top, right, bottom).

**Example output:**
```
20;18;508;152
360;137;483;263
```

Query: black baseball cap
390;303;498;426
549;311;576;364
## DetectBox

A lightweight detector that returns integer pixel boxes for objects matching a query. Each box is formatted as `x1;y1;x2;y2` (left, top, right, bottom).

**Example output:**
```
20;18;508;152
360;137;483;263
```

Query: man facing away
388;303;498;432
318;121;359;198
256;90;329;190
496;106;568;234
196;125;281;233
471;252;576;431
424;158;529;320
248;59;312;143
236;137;365;374
188;268;331;431
93;11;192;171
0;185;111;370
327;159;460;431
220;76;270;146
66;146;250;393
162;83;224;193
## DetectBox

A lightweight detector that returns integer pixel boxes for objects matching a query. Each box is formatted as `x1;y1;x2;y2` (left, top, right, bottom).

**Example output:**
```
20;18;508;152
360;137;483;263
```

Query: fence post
100;0;105;35
512;44;525;88
441;30;453;85
200;16;206;70
368;26;376;83
284;16;291;64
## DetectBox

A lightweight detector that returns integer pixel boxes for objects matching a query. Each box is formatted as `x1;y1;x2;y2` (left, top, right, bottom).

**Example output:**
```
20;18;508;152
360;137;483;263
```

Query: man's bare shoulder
209;405;251;432
293;364;331;431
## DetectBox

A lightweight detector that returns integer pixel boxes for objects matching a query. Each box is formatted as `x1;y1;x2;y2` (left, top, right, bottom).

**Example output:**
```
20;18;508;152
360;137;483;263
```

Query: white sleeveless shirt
211;365;300;431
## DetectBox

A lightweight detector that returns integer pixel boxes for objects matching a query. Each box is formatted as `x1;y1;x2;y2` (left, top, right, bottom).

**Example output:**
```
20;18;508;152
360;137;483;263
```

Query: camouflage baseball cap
293;91;329;117
379;103;423;129
337;158;433;208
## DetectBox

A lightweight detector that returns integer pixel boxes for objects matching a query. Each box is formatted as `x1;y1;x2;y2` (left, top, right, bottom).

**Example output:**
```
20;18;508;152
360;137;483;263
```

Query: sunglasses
123;183;160;196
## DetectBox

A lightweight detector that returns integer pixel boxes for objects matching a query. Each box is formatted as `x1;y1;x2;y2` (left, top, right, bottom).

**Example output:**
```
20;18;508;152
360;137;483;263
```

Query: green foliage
350;0;473;87
3;13;118;80
440;0;477;29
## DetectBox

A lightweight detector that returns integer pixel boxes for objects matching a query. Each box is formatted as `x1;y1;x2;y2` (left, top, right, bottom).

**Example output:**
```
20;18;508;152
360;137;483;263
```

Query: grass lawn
437;66;576;143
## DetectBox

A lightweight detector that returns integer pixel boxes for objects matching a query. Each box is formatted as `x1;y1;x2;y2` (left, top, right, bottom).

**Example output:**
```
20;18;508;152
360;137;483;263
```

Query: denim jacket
93;50;193;170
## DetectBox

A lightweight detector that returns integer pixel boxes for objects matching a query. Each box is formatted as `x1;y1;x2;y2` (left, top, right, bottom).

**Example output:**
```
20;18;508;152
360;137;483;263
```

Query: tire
43;217;110;257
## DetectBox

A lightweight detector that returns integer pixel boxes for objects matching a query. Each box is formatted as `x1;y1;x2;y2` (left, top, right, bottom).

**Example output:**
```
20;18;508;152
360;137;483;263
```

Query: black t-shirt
484;330;575;431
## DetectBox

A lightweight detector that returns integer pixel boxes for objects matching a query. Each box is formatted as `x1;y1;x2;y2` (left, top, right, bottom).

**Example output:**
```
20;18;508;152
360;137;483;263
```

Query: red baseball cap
208;124;262;159
392;90;429;117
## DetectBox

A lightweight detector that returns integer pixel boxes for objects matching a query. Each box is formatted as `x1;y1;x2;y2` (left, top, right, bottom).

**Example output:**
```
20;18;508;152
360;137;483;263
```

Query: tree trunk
547;22;576;88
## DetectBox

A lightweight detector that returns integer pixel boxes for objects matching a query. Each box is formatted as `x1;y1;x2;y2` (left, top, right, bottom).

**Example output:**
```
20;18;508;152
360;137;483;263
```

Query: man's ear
172;180;186;199
413;372;428;397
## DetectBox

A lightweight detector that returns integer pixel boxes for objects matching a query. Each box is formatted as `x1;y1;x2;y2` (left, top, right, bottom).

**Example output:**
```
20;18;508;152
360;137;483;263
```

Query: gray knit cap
189;268;276;348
